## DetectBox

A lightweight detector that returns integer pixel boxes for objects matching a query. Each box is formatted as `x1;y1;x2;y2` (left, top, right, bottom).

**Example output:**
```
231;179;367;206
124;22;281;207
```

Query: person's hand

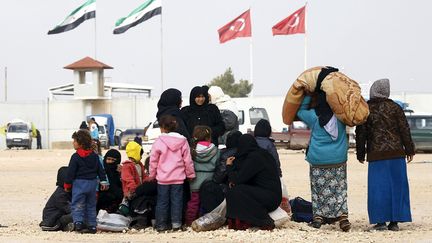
100;184;109;191
406;155;414;163
143;176;155;182
358;160;364;164
117;164;122;173
226;156;235;166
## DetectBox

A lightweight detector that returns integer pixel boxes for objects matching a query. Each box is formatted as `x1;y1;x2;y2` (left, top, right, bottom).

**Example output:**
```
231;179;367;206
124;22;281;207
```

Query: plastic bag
191;199;226;232
96;210;131;232
269;207;290;228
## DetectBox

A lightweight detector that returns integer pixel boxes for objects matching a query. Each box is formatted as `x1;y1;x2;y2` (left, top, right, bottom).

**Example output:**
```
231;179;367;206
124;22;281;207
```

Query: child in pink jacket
149;115;195;232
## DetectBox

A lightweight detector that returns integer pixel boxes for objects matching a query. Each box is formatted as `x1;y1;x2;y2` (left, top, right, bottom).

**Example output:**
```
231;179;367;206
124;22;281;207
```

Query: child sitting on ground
186;126;220;225
149;115;195;232
64;130;109;234
40;166;73;231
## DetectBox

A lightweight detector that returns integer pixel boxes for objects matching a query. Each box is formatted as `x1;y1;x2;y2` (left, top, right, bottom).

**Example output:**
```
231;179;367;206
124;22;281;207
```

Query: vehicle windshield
123;129;144;135
249;108;269;125
8;124;28;133
407;117;432;130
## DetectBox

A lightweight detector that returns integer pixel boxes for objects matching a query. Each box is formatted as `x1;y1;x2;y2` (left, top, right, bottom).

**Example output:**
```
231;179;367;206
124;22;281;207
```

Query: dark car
406;115;432;152
114;128;144;150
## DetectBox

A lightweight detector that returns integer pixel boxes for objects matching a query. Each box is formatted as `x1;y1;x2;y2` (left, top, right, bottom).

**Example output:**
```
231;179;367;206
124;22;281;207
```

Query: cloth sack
191;199;227;232
289;197;313;223
96;210;131;232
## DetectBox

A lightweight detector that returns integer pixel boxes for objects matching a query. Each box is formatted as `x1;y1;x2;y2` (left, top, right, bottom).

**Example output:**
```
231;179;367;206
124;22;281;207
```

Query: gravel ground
0;149;431;242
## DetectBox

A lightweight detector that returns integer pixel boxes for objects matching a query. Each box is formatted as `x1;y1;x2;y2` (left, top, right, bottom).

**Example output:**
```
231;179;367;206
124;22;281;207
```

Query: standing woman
356;79;414;231
181;86;225;146
296;95;351;232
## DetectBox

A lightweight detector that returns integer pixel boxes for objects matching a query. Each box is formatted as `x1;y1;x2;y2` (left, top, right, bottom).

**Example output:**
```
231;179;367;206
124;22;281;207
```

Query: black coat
181;86;225;146
226;134;281;227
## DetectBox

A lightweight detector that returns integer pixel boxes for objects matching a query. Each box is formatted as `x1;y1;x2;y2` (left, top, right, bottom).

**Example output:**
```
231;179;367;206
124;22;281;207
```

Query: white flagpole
160;0;164;93
304;2;308;70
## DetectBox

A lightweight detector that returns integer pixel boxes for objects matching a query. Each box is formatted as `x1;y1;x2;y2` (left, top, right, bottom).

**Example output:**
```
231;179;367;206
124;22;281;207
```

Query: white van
237;107;270;134
6;119;32;149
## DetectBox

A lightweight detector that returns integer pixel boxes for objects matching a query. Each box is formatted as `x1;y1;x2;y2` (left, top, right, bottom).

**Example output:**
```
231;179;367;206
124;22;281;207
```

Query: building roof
64;56;113;70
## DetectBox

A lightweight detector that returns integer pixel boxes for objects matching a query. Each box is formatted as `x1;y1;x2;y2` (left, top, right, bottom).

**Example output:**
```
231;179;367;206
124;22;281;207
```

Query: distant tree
208;68;253;97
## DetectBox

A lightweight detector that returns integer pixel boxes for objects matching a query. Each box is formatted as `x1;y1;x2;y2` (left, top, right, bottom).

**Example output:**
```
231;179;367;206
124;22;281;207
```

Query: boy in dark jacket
65;130;109;234
40;166;73;231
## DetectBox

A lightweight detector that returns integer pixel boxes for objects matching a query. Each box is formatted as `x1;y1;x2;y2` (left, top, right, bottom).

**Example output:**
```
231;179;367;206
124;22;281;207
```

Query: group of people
40;77;415;234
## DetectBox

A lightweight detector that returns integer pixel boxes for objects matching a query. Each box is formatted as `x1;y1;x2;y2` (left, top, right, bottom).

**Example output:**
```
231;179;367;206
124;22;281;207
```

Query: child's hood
159;133;187;152
195;143;218;162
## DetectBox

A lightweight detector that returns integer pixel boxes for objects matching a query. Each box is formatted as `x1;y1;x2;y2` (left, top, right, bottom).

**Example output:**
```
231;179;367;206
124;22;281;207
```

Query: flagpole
160;0;164;93
304;2;308;70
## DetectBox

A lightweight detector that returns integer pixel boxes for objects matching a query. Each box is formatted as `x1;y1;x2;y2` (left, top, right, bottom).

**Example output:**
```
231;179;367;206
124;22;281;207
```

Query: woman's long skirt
310;163;348;218
368;158;412;224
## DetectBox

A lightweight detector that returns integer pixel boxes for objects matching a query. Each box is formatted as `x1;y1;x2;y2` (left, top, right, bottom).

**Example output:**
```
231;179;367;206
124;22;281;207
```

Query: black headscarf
189;86;209;110
235;134;260;160
254;119;272;138
314;66;339;127
103;149;122;187
156;88;183;119
226;131;242;149
79;121;88;130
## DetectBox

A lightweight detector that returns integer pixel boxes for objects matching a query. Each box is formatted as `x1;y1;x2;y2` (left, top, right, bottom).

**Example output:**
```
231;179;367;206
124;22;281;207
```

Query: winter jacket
255;137;282;177
149;132;195;185
190;142;219;191
356;98;415;162
121;160;146;197
297;96;348;166
64;151;107;190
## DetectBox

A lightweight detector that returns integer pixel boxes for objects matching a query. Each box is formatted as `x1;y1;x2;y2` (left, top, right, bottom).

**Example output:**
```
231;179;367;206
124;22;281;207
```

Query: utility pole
4;67;7;102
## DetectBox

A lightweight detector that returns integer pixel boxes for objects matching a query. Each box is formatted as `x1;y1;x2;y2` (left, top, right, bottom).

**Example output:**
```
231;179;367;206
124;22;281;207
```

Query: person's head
236;134;260;159
72;129;92;150
207;86;225;104
79;121;88;130
254;119;272;138
189;86;208;107
158;88;183;109
369;78;390;99
159;114;178;133
126;141;142;163
226;131;242;149
104;149;121;165
193;126;212;143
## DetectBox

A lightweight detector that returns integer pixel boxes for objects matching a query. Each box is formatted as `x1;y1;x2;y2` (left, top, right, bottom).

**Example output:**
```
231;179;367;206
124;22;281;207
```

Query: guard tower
64;56;113;99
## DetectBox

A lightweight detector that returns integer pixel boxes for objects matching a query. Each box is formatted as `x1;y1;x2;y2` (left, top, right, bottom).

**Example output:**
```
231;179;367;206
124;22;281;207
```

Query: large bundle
282;66;369;127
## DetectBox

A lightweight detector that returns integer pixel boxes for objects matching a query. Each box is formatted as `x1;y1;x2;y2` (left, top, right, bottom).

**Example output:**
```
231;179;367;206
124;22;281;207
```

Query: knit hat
370;78;390;99
254;119;272;138
103;149;121;165
126;141;142;162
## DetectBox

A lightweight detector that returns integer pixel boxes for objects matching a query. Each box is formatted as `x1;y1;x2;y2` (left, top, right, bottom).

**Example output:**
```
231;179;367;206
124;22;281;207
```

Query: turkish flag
218;9;251;44
272;6;306;36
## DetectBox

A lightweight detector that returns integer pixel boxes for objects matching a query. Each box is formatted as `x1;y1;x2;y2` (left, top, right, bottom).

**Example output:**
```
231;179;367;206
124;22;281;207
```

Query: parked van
237;106;270;134
6;119;32;149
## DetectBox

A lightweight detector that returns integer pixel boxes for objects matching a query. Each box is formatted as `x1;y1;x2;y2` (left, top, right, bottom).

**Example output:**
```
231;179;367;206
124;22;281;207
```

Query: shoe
339;219;351;232
74;222;84;232
81;226;97;234
388;222;399;231
63;222;75;232
40;224;61;231
155;226;171;232
372;223;387;231
309;217;323;229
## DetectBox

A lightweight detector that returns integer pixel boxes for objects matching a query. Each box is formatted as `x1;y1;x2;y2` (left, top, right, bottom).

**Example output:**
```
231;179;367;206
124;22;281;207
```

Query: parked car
115;128;144;150
272;121;311;150
238;107;270;134
5;119;32;149
406;115;432;152
98;125;109;149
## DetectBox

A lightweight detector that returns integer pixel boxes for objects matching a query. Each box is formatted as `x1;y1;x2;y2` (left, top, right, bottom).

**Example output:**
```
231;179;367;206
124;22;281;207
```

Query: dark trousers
155;184;183;229
71;179;98;227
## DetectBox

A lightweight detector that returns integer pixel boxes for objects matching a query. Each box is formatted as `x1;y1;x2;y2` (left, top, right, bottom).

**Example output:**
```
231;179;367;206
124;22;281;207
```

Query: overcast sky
1;0;431;101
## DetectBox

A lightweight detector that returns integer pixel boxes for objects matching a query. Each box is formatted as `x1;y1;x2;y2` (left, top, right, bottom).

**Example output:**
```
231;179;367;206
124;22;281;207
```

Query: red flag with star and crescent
218;9;251;44
272;6;306;36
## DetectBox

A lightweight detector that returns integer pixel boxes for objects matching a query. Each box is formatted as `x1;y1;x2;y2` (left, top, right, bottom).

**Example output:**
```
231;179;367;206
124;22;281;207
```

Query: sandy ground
0;149;431;243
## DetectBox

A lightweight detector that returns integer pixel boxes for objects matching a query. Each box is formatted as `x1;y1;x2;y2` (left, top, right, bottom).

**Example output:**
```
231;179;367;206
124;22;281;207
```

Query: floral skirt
310;164;348;218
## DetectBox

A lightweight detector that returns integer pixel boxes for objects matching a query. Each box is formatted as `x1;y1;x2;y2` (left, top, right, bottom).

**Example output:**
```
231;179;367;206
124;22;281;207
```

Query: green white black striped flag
113;0;162;34
48;0;96;35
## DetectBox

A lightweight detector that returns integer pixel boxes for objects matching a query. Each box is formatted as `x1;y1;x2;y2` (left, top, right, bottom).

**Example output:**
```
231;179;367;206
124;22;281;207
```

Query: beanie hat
370;78;390;99
254;119;272;138
103;149;121;165
126;141;142;162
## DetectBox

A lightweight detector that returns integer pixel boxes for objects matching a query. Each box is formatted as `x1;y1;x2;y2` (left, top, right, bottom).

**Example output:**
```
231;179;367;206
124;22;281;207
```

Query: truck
272;121;311;150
